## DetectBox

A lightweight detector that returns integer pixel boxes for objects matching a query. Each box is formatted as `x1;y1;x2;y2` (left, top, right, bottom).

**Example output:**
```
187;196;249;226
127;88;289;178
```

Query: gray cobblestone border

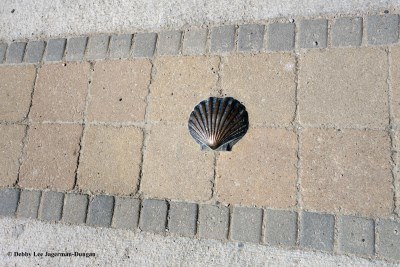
0;13;399;65
0;188;399;262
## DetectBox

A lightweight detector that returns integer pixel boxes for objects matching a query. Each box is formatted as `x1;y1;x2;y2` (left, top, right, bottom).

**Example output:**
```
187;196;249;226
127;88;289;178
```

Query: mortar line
386;46;399;218
72;61;95;190
136;59;156;197
15;64;41;187
293;16;303;246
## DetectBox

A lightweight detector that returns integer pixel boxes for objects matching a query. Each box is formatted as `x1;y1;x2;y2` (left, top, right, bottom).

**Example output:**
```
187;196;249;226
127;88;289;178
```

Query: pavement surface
0;216;396;266
1;2;400;266
1;0;400;41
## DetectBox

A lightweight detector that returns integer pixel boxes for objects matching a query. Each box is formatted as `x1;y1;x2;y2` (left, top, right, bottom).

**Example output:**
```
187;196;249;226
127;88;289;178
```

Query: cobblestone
299;19;328;48
38;191;64;222
331;17;362;47
133;33;157;58
65;37;87;61
139;199;168;233
231;206;263;243
182;28;207;55
62;193;88;224
157;31;182;55
6;42;26;63
338;216;375;256
168;202;198;236
367;14;399;45
265;209;297;247
112;197;140;230
45;38;66;61
86;35;110;60
86;195;114;227
0;189;20;217
24;41;46;63
17;190;41;219
210;25;235;53
300;212;334;251
109;34;132;59
238;24;264;52
267;23;295;51
198;204;230;240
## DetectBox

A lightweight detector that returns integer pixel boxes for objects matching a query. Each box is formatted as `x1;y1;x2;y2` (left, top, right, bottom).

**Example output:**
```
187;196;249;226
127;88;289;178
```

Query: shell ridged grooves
188;97;249;151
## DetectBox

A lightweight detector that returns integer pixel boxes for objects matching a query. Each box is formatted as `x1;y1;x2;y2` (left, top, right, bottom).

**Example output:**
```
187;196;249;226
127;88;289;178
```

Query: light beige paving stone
78;125;142;195
299;47;388;128
216;128;297;208
0;65;36;122
0;125;25;187
221;53;296;126
30;62;90;122
87;60;151;122
391;46;400;126
19;124;82;191
141;124;214;201
149;56;219;123
301;129;392;217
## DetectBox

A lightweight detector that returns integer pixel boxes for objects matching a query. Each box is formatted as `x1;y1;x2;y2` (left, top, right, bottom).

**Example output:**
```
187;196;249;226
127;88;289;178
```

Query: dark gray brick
168;202;198;236
139;199;168;233
268;23;295;51
377;219;400;260
210;25;235;53
112;197;140;230
338;215;374;256
62;193;88;224
86;35;110;60
182;28;207;55
300;211;334;251
109;34;132;59
65;37;87;61
238;24;264;52
24;41;46;63
265;209;297;247
45;38;66;61
0;188;20;216
198;204;229;240
133;33;157;58
86;195;114;227
299;19;328;48
332;17;362;47
157;31;182;56
231;206;263;243
39;191;64;222
17;190;41;219
6;42;26;63
367;14;399;45
0;43;8;63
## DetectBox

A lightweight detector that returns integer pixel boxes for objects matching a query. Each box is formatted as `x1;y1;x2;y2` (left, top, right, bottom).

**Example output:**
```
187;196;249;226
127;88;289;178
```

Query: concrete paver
301;129;392;217
78;125;143;195
87;60;151;122
149;56;219;123
0;65;36;122
299;47;388;128
0;125;25;187
19;124;83;190
217;128;297;208
221;53;296;126
30;62;90;122
141;124;214;201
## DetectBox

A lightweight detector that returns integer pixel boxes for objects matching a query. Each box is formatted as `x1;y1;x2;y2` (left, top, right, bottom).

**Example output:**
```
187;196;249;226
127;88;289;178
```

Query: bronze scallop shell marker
188;97;249;151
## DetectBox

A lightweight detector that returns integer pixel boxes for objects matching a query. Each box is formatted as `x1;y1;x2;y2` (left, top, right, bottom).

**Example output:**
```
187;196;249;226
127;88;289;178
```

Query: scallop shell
188;97;249;151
